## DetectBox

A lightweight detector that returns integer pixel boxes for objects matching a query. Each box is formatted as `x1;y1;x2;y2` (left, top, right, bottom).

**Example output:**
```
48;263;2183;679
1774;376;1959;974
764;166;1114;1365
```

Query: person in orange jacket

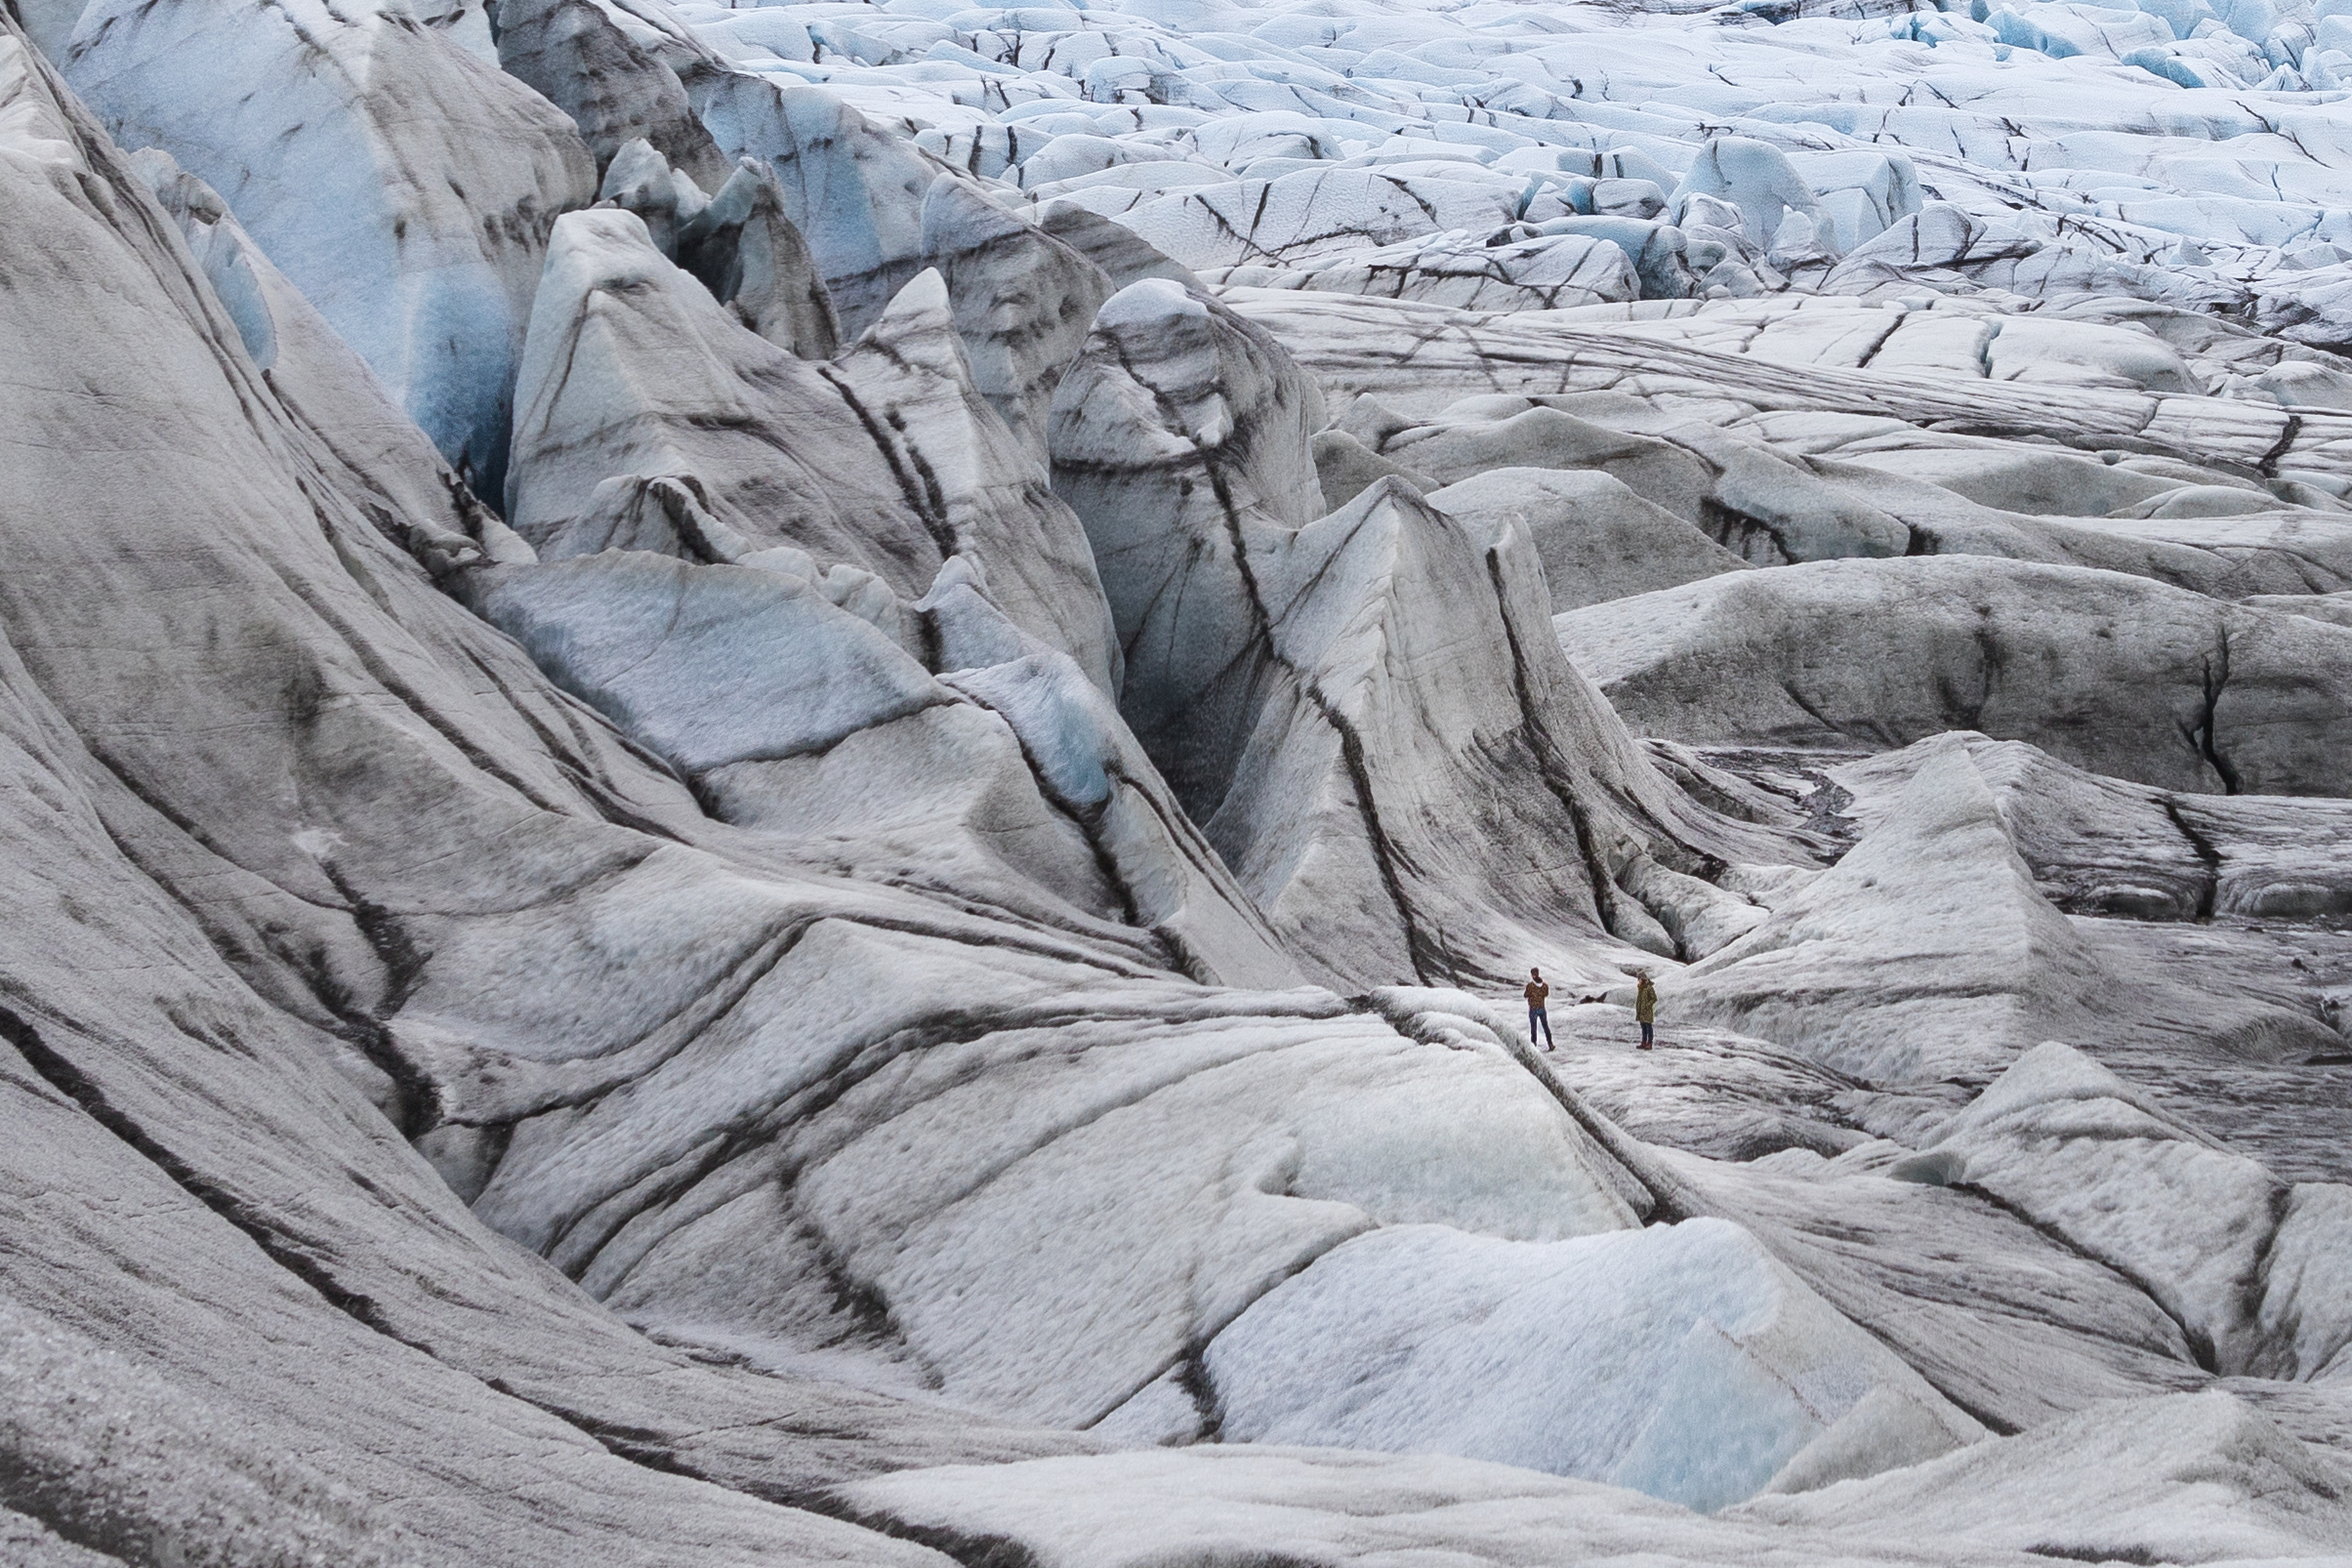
1524;968;1552;1050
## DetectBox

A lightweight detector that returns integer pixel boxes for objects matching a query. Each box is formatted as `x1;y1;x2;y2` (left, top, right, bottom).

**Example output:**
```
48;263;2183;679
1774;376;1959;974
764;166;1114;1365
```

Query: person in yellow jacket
1633;970;1657;1050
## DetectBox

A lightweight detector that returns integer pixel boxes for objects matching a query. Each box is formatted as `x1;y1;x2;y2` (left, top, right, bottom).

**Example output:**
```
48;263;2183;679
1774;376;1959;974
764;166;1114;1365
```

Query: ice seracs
8;0;2352;1556
1421;468;1751;613
505;208;1120;690
1200;227;1640;312
492;0;732;189
1912;1040;2352;1378
1051;279;1799;986
61;0;598;491
1557;557;2352;796
1674;749;2108;1086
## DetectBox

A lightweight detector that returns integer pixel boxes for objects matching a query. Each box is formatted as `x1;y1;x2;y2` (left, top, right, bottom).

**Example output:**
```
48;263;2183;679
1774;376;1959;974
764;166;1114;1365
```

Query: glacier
2;0;2351;1559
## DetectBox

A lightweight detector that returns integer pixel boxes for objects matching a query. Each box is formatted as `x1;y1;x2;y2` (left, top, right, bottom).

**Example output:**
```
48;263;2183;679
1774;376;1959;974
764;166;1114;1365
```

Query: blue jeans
1529;1007;1552;1046
1640;1021;1654;1047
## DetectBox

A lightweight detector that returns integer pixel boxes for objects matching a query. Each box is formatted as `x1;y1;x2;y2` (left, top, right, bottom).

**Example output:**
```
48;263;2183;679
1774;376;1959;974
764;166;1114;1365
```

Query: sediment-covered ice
8;0;2352;1557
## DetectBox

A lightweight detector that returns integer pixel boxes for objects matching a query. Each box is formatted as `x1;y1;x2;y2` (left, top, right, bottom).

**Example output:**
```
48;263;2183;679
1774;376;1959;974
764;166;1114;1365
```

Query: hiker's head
1530;967;1541;979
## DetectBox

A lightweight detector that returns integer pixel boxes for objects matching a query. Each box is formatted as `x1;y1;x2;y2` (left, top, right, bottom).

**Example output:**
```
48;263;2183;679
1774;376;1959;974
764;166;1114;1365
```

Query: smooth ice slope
1200;1218;1980;1510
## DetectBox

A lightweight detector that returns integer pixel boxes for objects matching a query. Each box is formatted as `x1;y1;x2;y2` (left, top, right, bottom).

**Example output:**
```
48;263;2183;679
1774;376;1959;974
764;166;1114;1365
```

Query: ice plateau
3;0;2352;1559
